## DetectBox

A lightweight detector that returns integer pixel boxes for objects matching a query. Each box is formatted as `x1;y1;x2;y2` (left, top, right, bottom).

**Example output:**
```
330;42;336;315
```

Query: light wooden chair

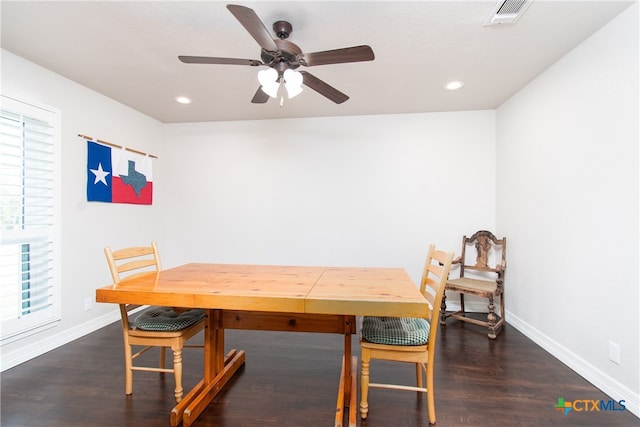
104;242;205;402
359;244;454;425
440;230;506;339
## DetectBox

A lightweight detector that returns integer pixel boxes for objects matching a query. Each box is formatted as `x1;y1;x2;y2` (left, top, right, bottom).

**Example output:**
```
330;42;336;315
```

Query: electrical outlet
609;342;620;365
84;297;93;311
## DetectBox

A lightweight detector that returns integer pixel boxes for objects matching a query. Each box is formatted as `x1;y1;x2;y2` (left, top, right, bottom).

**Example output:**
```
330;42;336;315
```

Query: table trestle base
335;355;358;427
170;349;246;426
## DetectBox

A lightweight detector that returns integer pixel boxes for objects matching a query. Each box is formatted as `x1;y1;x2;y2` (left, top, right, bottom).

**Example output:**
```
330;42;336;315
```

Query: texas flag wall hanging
87;140;153;205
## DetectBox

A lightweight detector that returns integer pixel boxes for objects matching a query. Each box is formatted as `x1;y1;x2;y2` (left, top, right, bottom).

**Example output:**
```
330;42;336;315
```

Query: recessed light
444;81;465;91
175;96;192;104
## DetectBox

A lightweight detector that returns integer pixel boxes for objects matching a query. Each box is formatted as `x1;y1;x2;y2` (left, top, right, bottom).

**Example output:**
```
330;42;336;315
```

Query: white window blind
1;95;61;342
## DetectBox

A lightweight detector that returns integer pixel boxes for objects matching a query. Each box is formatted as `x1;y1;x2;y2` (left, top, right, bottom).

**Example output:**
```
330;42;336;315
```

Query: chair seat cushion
133;307;205;331
361;316;430;346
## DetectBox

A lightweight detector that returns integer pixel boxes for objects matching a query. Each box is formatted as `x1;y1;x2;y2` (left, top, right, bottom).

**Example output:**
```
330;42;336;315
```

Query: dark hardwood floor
1;317;637;427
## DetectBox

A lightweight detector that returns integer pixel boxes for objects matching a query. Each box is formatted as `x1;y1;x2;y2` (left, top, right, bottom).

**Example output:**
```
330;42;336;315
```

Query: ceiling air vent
484;0;533;26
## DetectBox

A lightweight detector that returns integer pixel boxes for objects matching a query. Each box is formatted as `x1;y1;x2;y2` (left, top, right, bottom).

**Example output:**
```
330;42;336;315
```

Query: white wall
496;2;639;415
161;112;496;285
0;50;165;369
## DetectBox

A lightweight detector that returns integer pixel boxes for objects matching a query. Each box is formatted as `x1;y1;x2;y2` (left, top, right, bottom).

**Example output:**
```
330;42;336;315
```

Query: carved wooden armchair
440;230;506;339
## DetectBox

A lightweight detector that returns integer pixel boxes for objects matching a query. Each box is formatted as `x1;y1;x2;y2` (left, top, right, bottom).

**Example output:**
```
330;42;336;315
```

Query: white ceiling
1;1;634;123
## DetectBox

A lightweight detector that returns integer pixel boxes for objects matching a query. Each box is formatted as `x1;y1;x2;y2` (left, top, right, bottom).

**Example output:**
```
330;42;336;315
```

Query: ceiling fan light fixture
258;68;279;98
283;69;303;99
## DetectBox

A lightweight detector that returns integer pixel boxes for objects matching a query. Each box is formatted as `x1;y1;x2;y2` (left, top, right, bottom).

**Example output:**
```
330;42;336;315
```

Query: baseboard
0;310;120;372
506;310;639;418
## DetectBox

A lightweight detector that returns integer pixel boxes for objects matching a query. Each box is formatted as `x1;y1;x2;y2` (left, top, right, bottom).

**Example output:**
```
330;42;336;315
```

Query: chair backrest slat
117;258;158;274
104;242;161;287
111;246;155;260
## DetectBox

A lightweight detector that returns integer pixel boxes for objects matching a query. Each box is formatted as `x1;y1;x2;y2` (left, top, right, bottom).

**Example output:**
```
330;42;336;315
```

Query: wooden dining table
95;263;428;427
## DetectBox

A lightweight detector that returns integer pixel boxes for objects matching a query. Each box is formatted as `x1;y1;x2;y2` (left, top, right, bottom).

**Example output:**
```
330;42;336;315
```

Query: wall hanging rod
77;133;158;159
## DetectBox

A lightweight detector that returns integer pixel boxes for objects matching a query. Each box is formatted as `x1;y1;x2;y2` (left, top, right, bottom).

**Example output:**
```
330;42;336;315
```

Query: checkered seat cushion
361;316;430;346
133;307;205;331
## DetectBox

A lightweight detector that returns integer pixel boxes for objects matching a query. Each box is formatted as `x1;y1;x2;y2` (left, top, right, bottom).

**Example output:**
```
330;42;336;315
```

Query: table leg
335;316;357;427
334;355;358;427
211;309;225;374
344;331;351;398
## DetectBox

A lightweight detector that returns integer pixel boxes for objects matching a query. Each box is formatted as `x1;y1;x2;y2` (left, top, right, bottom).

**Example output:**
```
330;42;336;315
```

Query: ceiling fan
178;4;375;104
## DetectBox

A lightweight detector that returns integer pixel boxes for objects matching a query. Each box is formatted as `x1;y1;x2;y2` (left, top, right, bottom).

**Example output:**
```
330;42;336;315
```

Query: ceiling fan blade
300;45;375;67
227;4;279;53
251;86;270;104
300;71;349;104
179;56;263;66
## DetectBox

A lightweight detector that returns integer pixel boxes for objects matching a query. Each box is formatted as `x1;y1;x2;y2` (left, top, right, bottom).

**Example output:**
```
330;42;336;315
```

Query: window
1;95;61;342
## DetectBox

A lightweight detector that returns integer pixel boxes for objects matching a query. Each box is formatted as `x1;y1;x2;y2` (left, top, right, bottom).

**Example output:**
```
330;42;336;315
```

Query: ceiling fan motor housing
261;38;302;72
273;20;292;39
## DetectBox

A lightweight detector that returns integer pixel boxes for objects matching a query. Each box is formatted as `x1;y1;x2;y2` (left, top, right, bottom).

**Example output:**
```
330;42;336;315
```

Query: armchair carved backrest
458;230;506;290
